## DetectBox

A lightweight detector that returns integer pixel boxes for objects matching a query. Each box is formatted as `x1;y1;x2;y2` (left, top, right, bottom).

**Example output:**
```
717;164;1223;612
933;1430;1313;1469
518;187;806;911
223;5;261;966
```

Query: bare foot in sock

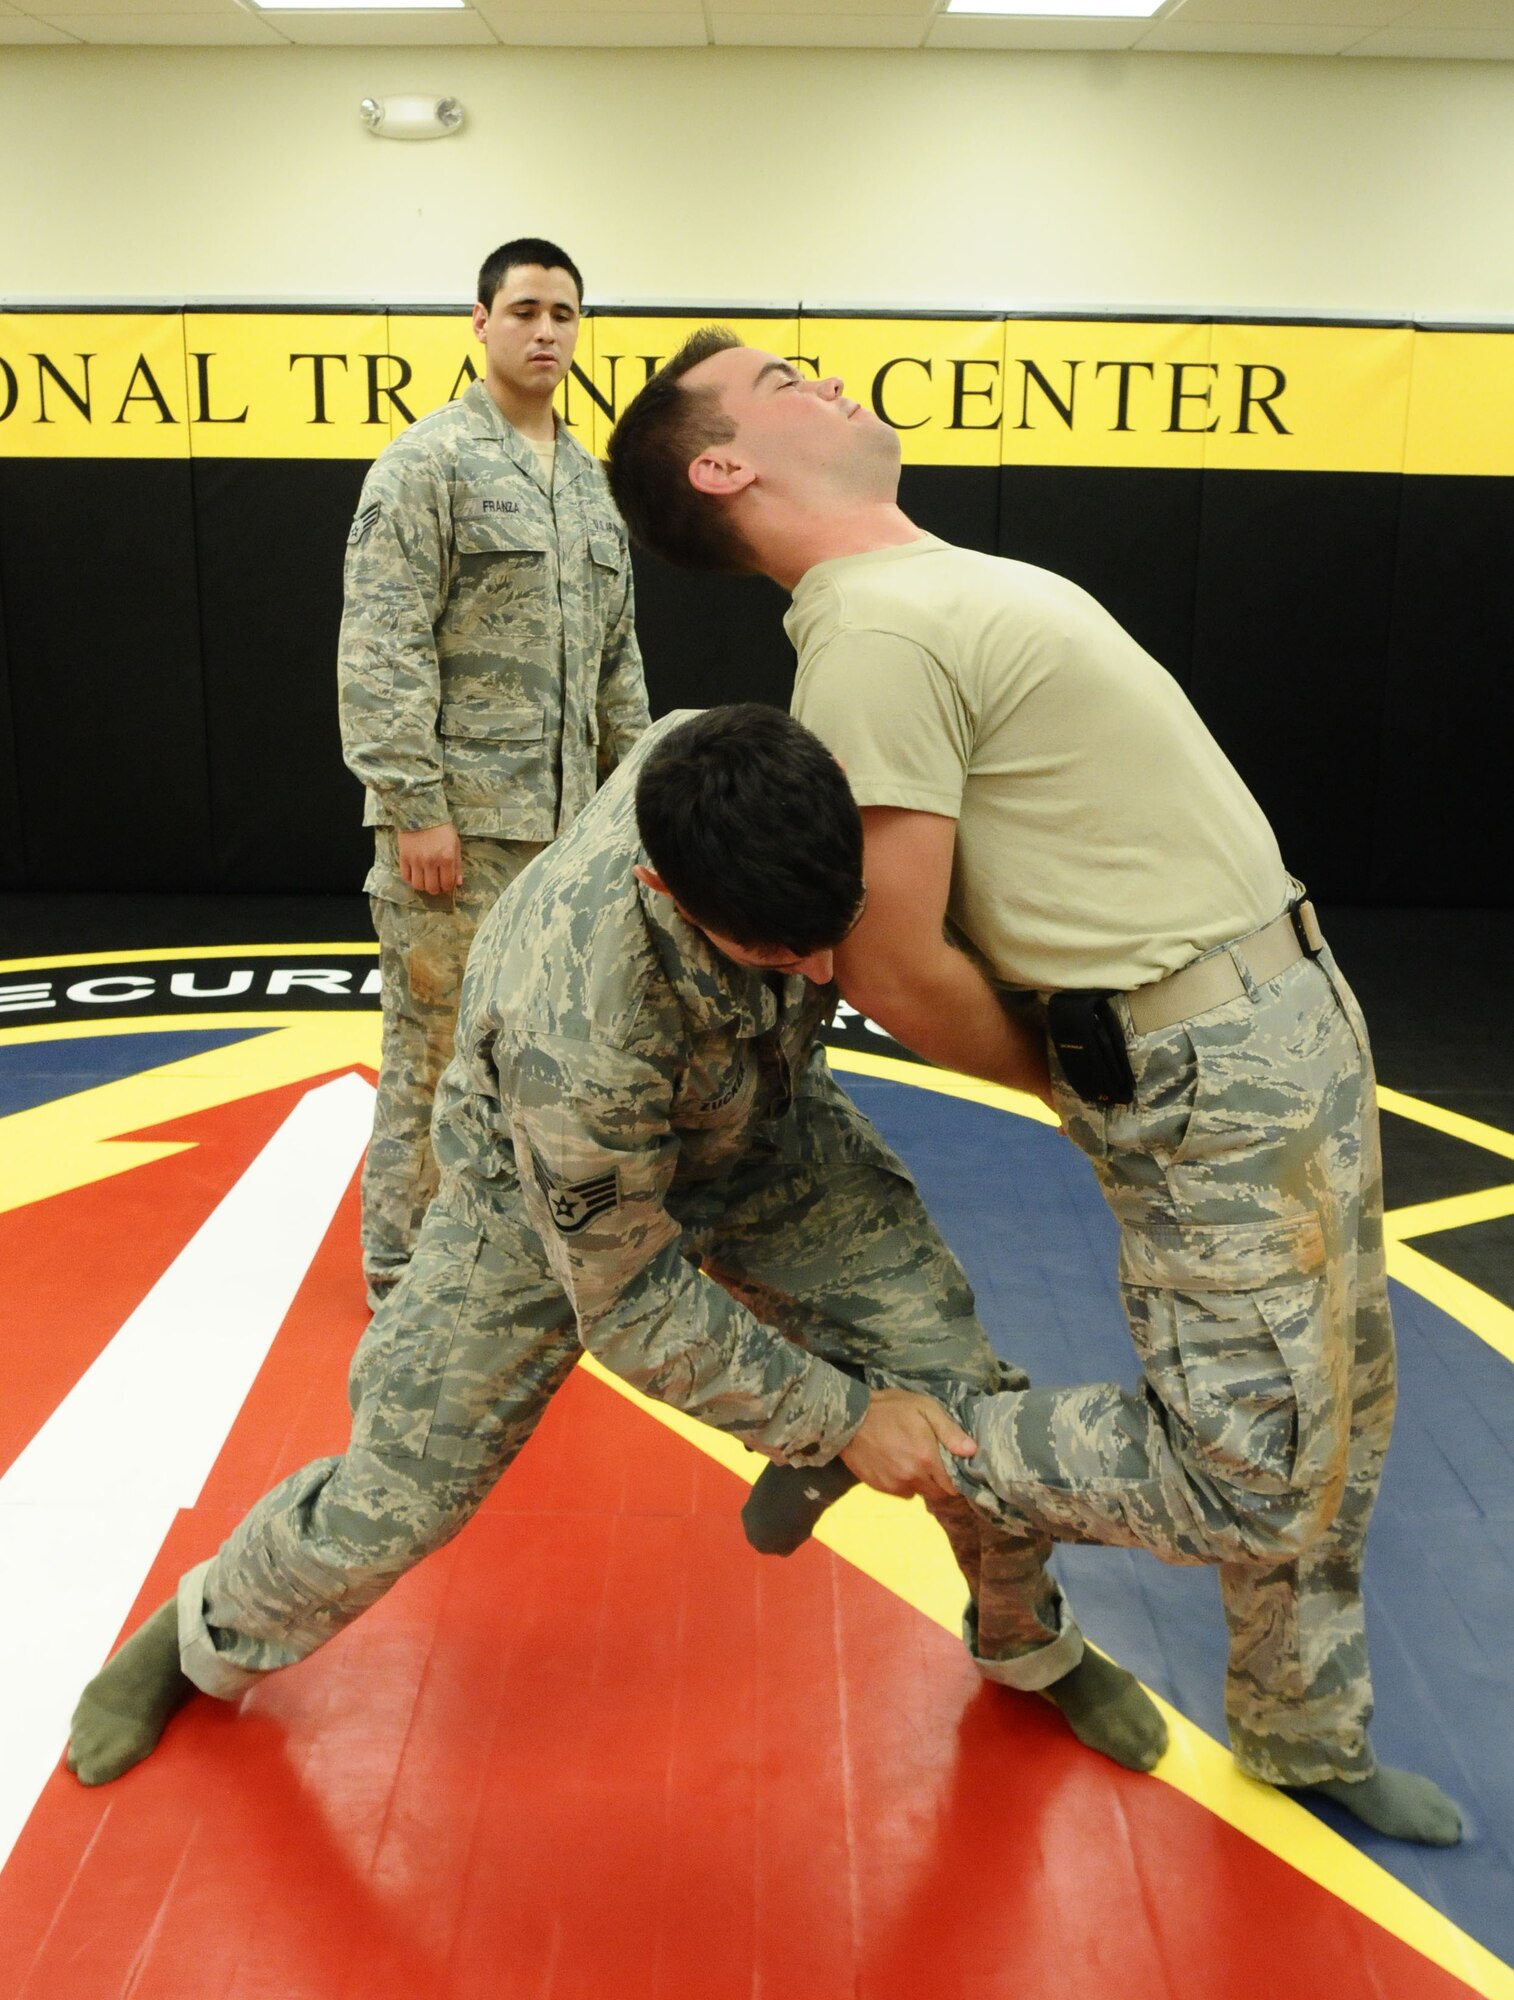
1294;1767;1463;1846
1041;1650;1168;1772
67;1599;196;1786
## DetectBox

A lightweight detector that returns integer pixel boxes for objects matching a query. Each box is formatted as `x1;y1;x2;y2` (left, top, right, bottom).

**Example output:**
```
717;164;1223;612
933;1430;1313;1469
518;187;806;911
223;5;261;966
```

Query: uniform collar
461;379;587;496
636;874;785;1041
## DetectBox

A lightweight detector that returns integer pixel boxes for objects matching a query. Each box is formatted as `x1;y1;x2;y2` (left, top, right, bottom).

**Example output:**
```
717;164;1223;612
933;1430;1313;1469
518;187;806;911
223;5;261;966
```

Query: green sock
1293;1766;1463;1846
741;1458;860;1556
67;1599;197;1787
1040;1650;1169;1772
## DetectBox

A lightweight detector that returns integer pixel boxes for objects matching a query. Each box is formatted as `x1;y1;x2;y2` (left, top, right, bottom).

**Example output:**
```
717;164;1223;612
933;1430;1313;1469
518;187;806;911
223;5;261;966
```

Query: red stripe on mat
0;1090;1483;2000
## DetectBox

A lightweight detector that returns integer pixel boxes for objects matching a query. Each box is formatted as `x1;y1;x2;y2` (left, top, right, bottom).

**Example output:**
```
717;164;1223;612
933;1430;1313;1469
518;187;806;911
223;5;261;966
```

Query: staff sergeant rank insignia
531;1148;620;1235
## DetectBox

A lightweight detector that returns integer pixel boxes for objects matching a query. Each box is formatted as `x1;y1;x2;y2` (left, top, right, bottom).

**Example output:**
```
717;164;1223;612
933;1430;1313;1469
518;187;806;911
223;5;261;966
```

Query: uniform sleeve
337;440;454;831
594;529;652;781
792;628;972;819
508;1036;869;1464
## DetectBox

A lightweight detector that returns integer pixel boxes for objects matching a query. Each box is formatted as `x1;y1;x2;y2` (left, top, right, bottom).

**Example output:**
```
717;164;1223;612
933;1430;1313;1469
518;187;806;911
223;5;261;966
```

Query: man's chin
863;420;905;487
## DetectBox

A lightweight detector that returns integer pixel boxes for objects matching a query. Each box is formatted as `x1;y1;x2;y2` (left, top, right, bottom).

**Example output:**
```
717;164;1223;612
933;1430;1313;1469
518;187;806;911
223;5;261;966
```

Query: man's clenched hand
840;1386;976;1501
398;823;464;898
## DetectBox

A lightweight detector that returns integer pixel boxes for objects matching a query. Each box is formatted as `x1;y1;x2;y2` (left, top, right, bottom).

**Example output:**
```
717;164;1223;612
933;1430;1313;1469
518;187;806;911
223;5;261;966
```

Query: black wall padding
0;458;1510;903
0;459;213;891
629;551;795;717
1188;471;1404;902
902;466;1002;568
193;459;370;892
0;536;23;897
1372;474;1514;906
998;467;1204;694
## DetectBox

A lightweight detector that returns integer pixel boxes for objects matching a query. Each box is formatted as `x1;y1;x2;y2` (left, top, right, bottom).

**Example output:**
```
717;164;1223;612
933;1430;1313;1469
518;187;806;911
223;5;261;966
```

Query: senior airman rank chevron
531;1147;620;1235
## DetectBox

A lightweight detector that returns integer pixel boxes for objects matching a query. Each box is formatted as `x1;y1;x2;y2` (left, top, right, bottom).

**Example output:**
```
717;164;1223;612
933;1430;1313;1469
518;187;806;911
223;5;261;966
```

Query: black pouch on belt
1045;990;1136;1106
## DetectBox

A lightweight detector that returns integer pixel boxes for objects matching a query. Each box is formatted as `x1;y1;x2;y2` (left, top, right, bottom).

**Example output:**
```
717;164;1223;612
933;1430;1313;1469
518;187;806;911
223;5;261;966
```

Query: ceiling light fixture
250;0;465;11
944;0;1165;16
360;94;466;138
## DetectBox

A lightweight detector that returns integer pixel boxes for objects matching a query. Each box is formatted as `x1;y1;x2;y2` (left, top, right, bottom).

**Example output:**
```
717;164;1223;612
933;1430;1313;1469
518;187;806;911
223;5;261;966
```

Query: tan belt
1123;899;1325;1037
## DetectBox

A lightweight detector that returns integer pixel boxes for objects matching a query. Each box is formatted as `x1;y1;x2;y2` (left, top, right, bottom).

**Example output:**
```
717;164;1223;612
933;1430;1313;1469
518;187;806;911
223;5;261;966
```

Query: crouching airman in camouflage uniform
339;235;649;1309
67;708;1166;1790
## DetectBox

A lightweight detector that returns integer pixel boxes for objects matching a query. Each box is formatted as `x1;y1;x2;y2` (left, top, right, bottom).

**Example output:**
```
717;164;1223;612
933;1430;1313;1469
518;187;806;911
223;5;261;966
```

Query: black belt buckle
1288;897;1323;959
1046;989;1135;1106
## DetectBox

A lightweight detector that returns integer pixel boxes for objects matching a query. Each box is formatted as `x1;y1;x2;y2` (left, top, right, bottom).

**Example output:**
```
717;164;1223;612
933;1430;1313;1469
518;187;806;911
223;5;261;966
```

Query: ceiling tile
473;0;701;11
926;15;1145;47
1136;21;1361;49
28;0;253;14
713;0;927;12
471;8;705;37
0;10;79;32
711;12;926;42
272;4;495;34
42;6;286;32
1347;24;1514;50
1396;0;1514;22
1168;0;1404;21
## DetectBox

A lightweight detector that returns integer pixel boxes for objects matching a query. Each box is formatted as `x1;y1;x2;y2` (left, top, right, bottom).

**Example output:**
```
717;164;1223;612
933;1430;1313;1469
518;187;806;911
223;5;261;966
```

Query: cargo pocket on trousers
280;1537;354;1616
359;1229;487;1460
1119;1210;1329;1494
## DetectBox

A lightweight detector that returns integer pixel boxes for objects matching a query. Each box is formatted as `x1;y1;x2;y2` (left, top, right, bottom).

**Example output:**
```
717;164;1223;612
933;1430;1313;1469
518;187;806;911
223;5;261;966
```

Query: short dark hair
606;327;751;574
636;706;863;956
477;237;584;309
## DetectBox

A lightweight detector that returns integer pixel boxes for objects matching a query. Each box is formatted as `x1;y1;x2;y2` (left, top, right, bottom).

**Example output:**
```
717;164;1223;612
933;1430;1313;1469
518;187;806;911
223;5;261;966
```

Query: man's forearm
842;944;1048;1096
564;1235;871;1465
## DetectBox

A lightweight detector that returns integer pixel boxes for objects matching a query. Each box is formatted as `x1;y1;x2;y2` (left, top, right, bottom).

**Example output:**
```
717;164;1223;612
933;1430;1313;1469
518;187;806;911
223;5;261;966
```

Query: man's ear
633;863;672;899
689;449;756;499
471;301;488;342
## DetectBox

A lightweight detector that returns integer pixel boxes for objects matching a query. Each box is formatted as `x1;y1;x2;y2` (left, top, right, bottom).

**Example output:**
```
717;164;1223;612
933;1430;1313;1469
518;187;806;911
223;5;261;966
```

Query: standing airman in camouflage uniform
340;236;649;1308
68;708;1165;1788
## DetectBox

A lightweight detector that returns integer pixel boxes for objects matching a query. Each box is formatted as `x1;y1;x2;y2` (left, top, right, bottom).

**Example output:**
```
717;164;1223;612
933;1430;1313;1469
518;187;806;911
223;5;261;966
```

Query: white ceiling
4;0;1514;58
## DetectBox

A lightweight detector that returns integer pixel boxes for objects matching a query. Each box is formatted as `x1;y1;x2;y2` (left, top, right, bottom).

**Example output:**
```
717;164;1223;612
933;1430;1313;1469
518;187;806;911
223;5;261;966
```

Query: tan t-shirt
787;535;1289;993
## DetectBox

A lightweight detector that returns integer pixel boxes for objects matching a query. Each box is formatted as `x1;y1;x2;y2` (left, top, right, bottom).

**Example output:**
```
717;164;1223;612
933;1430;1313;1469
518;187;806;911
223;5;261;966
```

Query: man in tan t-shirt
604;328;1460;1846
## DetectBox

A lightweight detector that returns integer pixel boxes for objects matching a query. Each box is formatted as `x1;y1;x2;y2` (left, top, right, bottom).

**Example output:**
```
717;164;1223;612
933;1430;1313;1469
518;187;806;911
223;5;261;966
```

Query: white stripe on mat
0;1069;374;1872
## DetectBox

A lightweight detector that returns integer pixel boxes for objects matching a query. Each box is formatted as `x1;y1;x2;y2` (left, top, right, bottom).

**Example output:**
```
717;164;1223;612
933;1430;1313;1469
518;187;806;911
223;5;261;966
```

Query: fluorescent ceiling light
945;0;1164;15
250;0;465;11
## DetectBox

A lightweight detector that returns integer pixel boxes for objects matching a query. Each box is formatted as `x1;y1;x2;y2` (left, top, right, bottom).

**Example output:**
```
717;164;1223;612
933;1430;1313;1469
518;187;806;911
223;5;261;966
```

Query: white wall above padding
2;44;1514;321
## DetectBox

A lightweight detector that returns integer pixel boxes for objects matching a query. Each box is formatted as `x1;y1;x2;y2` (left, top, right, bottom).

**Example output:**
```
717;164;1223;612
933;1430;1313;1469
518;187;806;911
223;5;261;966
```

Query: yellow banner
798;319;1009;467
0;314;191;460
581;316;799;459
0;309;1510;476
183;313;388;460
1000;321;1214;471
1403;330;1514;478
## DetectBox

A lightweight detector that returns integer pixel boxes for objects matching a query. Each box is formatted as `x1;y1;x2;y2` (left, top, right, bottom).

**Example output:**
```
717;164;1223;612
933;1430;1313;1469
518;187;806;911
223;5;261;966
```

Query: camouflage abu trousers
362;828;543;1305
951;940;1394;1787
178;1076;1085;1698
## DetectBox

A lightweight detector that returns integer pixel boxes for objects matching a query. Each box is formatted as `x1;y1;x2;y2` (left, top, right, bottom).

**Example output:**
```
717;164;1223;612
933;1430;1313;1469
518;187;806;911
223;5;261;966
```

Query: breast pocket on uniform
453;515;549;619
587;532;625;617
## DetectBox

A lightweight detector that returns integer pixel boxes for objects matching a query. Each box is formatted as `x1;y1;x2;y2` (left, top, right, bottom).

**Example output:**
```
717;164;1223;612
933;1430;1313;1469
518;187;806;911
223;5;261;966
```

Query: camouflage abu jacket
430;714;872;1465
338;379;650;840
